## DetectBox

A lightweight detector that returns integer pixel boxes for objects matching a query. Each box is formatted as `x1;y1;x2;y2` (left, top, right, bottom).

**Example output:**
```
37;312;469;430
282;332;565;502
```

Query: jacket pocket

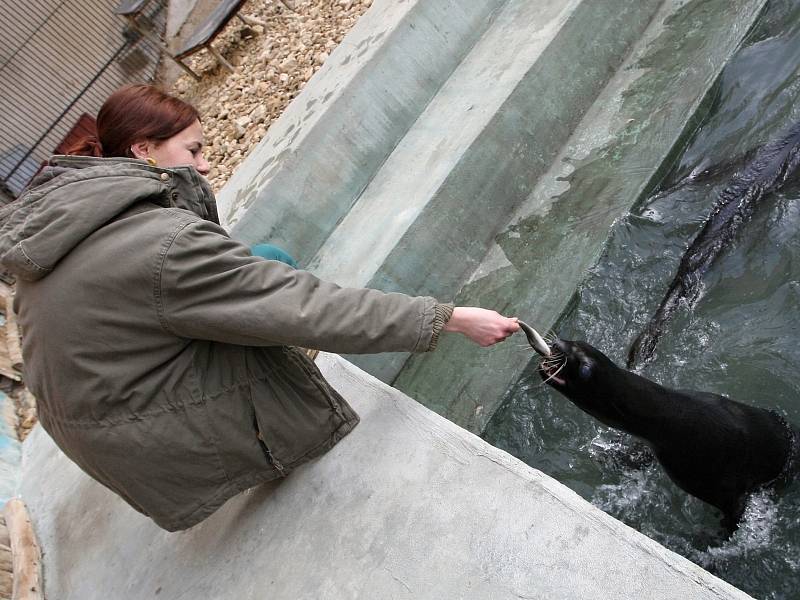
283;347;347;417
248;346;357;465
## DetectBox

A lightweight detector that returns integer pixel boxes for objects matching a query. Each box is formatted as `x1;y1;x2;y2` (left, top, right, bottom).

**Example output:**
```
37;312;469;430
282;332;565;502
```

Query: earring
146;157;157;166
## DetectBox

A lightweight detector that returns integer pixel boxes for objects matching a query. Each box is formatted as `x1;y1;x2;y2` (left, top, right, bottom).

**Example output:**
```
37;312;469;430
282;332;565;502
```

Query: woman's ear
130;140;151;160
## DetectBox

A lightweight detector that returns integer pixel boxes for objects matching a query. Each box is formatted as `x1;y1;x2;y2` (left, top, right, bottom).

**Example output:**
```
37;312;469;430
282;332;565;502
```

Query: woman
0;85;520;531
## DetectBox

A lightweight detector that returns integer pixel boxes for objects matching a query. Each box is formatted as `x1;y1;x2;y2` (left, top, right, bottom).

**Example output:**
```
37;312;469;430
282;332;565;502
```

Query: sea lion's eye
579;362;592;380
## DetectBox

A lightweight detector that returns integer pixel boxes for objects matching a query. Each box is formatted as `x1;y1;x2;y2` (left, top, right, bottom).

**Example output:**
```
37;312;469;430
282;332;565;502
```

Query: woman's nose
197;156;211;176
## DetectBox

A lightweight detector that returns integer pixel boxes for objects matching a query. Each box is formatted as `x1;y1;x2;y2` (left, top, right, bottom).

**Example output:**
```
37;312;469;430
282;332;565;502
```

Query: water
484;2;800;598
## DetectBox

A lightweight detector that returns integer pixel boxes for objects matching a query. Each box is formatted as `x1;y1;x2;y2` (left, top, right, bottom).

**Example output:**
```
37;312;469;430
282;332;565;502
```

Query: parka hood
0;156;219;281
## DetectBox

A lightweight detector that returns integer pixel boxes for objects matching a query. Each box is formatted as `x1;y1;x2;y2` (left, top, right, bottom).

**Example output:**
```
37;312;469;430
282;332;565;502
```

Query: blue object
0;391;21;506
250;244;298;268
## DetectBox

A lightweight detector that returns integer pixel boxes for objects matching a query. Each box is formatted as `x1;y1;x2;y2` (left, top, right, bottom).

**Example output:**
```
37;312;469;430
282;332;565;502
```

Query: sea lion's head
538;338;629;429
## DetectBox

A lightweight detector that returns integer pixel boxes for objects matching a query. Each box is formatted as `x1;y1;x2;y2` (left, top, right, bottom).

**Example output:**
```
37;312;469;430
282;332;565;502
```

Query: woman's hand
442;307;520;347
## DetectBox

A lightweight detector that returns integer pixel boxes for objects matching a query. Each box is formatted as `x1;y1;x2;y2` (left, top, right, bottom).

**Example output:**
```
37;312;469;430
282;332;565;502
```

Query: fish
518;320;551;357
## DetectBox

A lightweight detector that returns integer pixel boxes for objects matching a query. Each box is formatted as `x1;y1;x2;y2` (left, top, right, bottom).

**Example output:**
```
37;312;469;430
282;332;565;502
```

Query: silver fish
517;320;551;357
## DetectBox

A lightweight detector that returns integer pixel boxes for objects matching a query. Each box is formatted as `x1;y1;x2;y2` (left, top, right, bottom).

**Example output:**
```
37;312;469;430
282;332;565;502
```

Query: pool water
483;2;800;598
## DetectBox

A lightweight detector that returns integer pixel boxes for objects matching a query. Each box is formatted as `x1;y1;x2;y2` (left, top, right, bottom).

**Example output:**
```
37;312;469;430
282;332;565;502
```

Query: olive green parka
0;156;453;531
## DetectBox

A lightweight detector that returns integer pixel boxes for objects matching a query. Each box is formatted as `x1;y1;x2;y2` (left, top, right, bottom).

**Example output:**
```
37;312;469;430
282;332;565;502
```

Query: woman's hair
65;84;200;158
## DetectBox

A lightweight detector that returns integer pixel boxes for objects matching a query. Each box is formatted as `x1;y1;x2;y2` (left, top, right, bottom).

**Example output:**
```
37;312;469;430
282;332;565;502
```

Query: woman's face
132;119;210;176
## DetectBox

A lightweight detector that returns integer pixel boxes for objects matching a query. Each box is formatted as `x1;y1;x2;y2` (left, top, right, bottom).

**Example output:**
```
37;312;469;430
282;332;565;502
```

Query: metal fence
0;0;167;198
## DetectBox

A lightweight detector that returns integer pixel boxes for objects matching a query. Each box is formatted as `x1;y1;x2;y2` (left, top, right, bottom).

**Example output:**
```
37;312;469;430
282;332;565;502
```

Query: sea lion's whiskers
537;350;567;387
542;349;565;361
540;353;563;364
540;360;566;386
541;355;563;366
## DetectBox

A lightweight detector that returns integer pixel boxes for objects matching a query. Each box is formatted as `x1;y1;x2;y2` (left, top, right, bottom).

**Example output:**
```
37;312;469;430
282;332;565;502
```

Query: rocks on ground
171;0;373;192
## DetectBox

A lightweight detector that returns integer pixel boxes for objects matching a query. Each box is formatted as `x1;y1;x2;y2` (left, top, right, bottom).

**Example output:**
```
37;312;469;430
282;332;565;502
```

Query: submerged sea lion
538;337;799;529
628;121;800;369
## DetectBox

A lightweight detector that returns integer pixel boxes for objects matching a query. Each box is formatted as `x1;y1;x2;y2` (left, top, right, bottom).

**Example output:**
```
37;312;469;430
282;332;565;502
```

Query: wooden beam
207;44;236;72
3;499;42;600
236;13;267;27
4;296;23;373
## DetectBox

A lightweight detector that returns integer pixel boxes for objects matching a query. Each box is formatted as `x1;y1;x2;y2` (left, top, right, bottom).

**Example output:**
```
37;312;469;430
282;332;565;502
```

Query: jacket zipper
264;445;287;477
254;418;287;476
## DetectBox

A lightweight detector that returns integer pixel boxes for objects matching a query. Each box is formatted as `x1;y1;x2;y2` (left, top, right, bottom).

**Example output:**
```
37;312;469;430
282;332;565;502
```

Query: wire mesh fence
0;0;167;198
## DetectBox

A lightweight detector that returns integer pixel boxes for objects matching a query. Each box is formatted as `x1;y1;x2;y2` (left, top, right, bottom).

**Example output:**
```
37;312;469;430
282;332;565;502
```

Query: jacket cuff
427;303;454;352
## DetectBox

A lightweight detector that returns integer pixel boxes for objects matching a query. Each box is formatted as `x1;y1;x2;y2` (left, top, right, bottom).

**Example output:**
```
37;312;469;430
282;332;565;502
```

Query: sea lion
627;120;800;368
539;337;799;529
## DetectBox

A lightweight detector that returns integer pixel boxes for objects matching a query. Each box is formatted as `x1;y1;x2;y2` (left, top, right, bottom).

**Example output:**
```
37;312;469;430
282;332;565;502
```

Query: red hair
65;85;200;158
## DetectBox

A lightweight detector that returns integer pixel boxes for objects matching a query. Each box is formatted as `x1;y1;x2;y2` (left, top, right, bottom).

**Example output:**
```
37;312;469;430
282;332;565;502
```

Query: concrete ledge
20;354;751;599
216;0;506;263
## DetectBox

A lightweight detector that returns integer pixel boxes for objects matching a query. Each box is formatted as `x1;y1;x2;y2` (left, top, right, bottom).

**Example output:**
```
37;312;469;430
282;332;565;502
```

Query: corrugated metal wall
0;0;167;197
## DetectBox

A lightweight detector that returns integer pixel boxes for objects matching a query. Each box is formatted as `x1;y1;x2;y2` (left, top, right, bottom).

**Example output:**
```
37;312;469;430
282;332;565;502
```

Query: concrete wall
19;354;752;599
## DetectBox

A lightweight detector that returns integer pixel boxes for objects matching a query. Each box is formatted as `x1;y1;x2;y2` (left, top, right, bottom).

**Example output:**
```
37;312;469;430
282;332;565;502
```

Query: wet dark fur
628;121;800;368
543;339;799;530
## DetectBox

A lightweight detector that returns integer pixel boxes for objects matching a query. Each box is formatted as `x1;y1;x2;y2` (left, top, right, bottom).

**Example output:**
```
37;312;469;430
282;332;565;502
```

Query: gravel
171;0;372;191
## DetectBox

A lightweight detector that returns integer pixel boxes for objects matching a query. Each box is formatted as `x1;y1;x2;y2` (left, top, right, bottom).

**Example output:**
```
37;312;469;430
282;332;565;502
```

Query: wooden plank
0;367;21;384
123;15;201;80
3;297;22;373
207;44;235;72
3;499;42;600
175;0;248;59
